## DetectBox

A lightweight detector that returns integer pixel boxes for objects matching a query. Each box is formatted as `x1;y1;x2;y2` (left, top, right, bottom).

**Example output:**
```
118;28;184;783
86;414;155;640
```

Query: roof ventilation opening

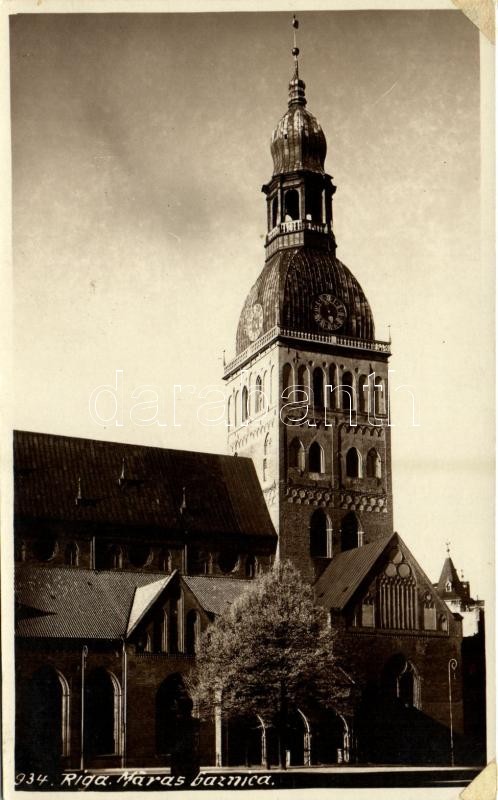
118;457;144;490
75;476;98;508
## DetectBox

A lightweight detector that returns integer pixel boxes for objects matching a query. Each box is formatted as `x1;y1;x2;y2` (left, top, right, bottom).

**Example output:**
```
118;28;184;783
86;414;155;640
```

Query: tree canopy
192;561;354;765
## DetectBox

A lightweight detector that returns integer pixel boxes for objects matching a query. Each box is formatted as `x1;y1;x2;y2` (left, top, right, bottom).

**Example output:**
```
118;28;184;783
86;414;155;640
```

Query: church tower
224;21;393;581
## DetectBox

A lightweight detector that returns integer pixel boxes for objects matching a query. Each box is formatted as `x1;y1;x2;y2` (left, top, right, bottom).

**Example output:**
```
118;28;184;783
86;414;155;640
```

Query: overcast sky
9;10;493;598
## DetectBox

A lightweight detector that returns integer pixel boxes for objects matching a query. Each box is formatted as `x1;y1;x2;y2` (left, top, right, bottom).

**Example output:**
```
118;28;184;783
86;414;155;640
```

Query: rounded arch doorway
155;673;194;760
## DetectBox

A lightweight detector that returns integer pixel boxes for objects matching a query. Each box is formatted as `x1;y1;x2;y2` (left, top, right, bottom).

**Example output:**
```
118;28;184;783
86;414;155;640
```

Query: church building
14;23;485;773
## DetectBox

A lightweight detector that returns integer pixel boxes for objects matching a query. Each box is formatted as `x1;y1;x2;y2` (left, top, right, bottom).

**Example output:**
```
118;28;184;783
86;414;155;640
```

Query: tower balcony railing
266;218;328;245
224;326;391;378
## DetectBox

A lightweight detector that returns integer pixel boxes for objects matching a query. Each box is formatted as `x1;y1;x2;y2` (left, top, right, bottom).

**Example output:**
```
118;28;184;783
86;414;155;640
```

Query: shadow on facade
223;707;349;768
356;685;464;765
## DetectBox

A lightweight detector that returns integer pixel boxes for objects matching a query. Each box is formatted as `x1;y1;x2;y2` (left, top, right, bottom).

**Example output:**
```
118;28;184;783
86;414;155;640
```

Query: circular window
34;537;58;562
398;563;411;578
388;547;403;565
218;552;239;574
128;543;152;568
385;563;397;578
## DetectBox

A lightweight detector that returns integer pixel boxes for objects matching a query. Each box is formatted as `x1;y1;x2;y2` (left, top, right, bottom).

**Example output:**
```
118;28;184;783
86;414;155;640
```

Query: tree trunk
278;681;288;770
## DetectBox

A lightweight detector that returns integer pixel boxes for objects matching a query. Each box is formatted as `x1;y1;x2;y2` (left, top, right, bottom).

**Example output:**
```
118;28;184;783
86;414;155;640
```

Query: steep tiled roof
183;575;252;616
14;431;276;540
15;565;254;639
15;565;167;639
314;534;395;610
436;557;468;601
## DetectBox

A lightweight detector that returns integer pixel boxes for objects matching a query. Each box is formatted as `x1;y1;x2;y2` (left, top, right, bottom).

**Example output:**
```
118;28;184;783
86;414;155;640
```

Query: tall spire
288;15;306;107
292;15;300;78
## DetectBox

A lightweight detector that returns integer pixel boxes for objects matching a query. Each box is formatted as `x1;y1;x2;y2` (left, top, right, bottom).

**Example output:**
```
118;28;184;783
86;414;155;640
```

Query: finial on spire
288;16;306;107
180;486;187;515
292;15;300;78
445;540;451;555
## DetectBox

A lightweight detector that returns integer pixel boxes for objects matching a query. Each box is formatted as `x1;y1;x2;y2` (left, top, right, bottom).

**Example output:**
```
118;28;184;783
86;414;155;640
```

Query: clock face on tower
245;302;264;342
313;293;347;332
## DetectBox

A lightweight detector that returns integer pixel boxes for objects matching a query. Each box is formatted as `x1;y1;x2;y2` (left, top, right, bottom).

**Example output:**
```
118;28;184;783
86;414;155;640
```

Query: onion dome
236;247;375;355
270;69;327;175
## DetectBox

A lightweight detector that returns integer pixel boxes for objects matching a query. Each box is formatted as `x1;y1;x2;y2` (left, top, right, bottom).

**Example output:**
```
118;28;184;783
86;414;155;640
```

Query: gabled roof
314;534;395;611
126;573;175;637
15;565;254;640
183;575;252;616
14;430;277;540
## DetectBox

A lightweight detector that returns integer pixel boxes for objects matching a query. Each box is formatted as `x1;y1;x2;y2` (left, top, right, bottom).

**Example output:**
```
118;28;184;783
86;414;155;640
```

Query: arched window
185;610;200;655
84;669;122;756
153;610;167;653
27;667;71;763
255;375;263;414
242;386;249;423
341;512;363;551
382;655;421;709
346;448;362;478
64;542;79;567
374;377;385;415
227;395;232;431
358;375;369;413
297;364;308;392
366;448;381;478
34;536;58;562
168;584;184;654
245;555;256;578
16;539;27;562
328;364;337;408
234;391;239;428
109;545;123;569
263;433;271;482
156;674;193;756
313;368;325;408
341;372;354;412
270;366;274;404
310;509;332;557
282;363;293;398
284;188;299;221
309;441;324;474
271;195;279;228
293;364;309;408
289;438;305;471
305;185;322;222
129;543;152;568
159;549;172;572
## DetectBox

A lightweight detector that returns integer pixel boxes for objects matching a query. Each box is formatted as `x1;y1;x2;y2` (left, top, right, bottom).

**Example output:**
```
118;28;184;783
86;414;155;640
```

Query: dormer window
445;580;452;592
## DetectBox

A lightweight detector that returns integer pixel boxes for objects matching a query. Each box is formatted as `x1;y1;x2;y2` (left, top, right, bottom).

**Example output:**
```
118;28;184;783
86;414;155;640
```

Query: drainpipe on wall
80;645;88;771
122;638;127;768
215;687;223;767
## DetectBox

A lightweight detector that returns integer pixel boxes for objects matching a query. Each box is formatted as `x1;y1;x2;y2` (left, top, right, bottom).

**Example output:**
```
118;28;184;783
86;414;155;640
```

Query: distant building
435;552;486;763
14;26;486;773
435;553;485;637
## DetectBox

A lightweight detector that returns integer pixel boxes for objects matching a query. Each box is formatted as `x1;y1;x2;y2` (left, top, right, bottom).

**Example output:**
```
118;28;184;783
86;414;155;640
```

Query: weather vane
292;15;300;76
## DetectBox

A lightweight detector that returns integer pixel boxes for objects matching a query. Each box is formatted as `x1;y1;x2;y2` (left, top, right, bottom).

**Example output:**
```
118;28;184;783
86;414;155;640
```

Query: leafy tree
192;560;353;768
